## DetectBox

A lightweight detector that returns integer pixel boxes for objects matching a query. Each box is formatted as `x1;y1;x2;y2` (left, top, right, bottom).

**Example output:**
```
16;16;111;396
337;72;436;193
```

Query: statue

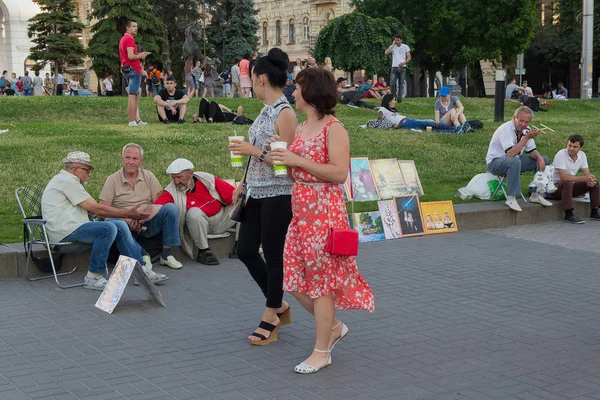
182;21;203;62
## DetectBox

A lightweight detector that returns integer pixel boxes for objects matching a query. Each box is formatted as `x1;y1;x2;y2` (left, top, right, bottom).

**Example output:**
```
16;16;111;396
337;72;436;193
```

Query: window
303;17;310;41
275;20;281;44
288;19;295;43
262;22;268;45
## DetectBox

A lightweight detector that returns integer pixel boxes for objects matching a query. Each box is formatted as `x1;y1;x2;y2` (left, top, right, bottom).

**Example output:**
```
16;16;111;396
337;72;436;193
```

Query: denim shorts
125;69;142;95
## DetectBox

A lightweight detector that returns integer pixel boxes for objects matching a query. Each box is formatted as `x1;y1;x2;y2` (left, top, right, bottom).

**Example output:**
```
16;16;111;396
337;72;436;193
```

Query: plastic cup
270;141;288;176
228;136;245;167
426;126;432;132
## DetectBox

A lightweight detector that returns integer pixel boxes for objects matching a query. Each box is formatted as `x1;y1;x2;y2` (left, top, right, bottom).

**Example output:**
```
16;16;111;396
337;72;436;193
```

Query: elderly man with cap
41;152;169;290
99;143;183;270
154;159;236;265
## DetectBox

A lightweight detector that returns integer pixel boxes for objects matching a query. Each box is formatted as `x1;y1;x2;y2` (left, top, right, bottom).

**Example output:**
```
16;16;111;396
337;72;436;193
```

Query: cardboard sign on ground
95;255;166;314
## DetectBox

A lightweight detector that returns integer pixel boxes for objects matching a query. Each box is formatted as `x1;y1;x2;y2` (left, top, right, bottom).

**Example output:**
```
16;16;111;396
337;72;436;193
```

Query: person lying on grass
364;94;468;134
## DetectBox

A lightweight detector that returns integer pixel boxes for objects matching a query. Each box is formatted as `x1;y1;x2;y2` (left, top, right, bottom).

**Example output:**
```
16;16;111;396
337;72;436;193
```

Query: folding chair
15;184;90;288
490;175;527;203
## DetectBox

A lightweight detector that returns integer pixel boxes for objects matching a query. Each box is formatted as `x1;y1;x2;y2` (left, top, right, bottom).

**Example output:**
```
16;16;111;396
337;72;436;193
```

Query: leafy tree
313;12;413;80
88;0;165;91
27;0;86;94
359;212;373;226
353;0;538;96
207;0;259;66
531;0;600;66
152;0;202;79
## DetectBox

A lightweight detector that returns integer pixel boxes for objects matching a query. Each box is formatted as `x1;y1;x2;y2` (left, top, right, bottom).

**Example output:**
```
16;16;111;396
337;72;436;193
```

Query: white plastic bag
456;173;505;200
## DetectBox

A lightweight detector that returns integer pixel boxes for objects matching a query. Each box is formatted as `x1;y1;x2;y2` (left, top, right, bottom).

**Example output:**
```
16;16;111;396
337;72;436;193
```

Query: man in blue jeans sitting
41;152;169;291
486;106;553;212
100;143;183;270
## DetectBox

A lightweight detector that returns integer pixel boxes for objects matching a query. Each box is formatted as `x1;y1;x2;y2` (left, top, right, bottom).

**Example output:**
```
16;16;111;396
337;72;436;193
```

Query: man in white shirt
486;106;552;211
41;151;168;290
551;135;600;223
384;33;411;103
522;80;533;96
103;75;113;96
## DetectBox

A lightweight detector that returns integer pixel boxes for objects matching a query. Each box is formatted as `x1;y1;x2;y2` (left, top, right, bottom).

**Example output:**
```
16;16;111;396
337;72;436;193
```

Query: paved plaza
2;221;600;399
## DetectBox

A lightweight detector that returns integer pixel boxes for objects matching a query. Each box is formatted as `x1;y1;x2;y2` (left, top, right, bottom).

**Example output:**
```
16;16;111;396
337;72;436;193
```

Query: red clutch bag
325;228;359;256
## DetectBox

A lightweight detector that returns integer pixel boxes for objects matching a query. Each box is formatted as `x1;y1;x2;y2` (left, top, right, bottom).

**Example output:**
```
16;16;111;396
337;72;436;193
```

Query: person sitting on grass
364;94;461;133
153;76;189;124
196;98;254;125
373;76;390;96
434;86;470;133
337;77;375;109
361;78;382;100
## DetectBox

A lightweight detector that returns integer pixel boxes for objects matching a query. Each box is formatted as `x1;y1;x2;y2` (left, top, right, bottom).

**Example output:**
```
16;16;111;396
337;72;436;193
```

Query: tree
88;0;164;91
313;12;413;79
531;0;600;66
27;0;86;94
207;0;259;66
152;0;202;79
352;0;538;96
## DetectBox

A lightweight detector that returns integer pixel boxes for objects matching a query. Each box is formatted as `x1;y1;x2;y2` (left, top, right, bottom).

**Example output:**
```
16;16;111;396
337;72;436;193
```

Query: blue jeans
138;203;181;247
62;220;144;274
488;155;550;196
23;89;32;96
399;118;456;133
152;84;162;96
126;70;142;95
390;67;406;102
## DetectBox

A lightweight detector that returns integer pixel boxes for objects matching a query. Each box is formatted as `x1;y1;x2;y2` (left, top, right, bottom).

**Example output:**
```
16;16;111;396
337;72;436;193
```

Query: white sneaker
505;198;522;212
128;121;138;127
84;276;108;290
530;195;552;207
142;265;169;284
160;255;183;269
142;255;153;271
136;120;148;126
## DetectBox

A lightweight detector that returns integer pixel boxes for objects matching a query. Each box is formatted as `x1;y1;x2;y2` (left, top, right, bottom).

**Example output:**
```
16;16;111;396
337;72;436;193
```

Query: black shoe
163;119;169;124
228;245;238;259
590;213;600;221
564;214;585;224
177;119;185;124
196;250;220;265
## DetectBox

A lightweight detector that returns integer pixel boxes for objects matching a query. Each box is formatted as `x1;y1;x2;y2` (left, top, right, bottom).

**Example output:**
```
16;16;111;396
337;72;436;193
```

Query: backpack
511;89;520;99
467;119;483;130
523;96;542;112
151;71;160;85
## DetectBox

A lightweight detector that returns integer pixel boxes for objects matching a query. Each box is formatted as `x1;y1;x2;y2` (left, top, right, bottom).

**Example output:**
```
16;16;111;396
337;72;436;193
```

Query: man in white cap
154;158;236;265
100;143;183;269
42;151;169;290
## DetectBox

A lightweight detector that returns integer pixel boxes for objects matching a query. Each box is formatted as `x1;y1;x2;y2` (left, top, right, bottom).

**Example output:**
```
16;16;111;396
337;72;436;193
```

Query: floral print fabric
283;118;375;312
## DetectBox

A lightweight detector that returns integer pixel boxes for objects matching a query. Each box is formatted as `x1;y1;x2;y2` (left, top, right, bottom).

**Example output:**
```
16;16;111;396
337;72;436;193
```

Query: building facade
0;0;97;89
254;0;353;62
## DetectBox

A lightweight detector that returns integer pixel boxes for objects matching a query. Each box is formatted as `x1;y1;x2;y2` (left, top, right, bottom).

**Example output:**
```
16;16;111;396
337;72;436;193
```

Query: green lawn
1;95;599;243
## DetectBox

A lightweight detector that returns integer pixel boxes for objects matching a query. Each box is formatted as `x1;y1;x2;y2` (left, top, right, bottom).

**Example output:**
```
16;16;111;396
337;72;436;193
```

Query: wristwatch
258;149;268;162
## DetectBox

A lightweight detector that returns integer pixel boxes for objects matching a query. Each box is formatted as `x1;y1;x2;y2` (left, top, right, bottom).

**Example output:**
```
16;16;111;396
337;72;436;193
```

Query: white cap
166;158;194;174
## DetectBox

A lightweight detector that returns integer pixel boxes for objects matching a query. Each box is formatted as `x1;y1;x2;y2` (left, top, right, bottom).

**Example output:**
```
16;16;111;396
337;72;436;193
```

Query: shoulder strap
322;118;352;199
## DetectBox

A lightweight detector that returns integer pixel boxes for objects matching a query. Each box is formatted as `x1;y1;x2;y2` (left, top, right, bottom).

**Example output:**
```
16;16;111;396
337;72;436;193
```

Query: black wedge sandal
248;321;280;346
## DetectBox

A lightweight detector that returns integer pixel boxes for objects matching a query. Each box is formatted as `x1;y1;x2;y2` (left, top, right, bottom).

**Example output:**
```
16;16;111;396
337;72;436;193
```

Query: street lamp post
580;0;594;99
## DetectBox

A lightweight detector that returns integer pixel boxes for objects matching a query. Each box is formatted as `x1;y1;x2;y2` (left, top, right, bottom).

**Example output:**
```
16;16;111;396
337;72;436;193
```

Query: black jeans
198;98;235;122
237;195;292;308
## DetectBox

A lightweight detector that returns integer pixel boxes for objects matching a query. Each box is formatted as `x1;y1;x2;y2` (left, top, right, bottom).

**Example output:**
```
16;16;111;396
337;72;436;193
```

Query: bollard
494;69;505;122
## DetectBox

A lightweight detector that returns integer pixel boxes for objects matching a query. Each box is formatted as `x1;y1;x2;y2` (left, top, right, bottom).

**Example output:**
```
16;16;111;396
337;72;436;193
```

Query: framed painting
350;211;386;243
369;158;408;200
350;157;379;201
393;194;425;237
398;160;424;195
420;201;458;235
377;200;402;239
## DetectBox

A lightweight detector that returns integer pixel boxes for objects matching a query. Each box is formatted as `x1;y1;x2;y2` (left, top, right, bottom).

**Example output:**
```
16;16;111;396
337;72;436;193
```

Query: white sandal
330;322;349;351
294;349;332;374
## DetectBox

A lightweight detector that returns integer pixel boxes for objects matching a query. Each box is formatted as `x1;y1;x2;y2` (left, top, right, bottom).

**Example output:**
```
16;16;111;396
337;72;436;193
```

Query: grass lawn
1;95;599;244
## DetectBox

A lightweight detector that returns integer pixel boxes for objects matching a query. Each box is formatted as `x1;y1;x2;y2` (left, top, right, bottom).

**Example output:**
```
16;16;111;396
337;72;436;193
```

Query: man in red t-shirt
374;76;390;96
155;158;236;265
119;19;151;127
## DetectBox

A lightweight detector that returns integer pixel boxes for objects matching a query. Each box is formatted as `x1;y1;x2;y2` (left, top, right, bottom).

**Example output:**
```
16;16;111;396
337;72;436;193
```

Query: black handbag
120;65;132;74
229;192;246;222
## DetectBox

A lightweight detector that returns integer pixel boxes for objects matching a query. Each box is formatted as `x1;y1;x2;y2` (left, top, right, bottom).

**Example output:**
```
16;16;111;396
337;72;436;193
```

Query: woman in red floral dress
271;68;375;374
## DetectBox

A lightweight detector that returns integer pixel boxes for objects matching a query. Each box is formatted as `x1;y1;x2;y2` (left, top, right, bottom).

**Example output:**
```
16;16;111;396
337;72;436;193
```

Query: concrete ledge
0;234;236;280
1;200;592;279
454;198;591;230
